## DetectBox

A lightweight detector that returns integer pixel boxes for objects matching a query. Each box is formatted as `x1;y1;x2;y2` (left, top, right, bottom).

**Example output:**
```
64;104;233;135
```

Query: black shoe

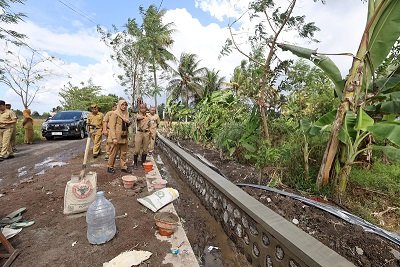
121;168;131;174
7;155;15;159
107;167;115;174
141;154;147;164
0;157;3;162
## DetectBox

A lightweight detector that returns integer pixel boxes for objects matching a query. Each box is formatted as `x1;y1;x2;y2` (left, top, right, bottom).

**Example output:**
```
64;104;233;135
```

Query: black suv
42;111;89;140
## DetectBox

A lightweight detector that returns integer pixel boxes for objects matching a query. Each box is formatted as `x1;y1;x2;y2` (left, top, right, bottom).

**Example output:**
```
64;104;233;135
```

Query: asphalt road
0;138;86;188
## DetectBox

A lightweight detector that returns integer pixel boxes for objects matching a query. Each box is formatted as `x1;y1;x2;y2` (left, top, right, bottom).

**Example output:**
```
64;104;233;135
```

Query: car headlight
42;123;48;130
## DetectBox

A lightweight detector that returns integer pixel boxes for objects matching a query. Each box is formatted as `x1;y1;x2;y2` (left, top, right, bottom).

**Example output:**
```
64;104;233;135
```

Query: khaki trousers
24;128;34;144
11;124;16;149
107;142;128;169
134;131;149;155
91;132;102;155
149;129;157;152
0;128;12;157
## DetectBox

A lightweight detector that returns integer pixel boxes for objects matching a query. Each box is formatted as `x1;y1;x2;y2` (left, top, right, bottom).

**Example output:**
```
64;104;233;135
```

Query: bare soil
0;153;171;267
0;139;249;267
175;139;400;267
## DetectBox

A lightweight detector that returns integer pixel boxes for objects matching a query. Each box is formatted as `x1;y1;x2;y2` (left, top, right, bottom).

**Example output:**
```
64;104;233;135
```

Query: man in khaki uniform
107;100;131;174
0;100;17;161
102;103;117;160
87;104;104;158
148;106;160;154
5;104;17;152
133;103;150;169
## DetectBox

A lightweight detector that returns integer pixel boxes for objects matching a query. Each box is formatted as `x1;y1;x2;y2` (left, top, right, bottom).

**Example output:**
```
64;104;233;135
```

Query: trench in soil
156;152;250;267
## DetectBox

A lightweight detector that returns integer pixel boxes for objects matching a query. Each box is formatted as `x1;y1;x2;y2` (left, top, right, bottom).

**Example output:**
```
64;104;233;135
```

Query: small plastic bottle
86;191;116;244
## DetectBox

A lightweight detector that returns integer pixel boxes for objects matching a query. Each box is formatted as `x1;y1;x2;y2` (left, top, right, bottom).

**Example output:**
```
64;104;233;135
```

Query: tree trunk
316;100;349;188
152;62;158;112
337;163;352;203
258;89;270;140
303;134;310;180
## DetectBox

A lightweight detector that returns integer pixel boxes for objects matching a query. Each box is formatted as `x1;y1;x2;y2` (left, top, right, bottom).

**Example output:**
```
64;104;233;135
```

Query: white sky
0;0;366;113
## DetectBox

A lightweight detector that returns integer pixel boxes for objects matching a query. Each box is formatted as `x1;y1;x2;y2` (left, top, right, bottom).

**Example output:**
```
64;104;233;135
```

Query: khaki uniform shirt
0;109;17;129
88;112;104;134
108;113;128;144
103;111;113;124
148;113;160;131
137;113;150;132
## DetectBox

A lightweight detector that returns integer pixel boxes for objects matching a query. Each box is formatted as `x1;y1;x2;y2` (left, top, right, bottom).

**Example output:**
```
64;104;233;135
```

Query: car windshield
52;112;81;120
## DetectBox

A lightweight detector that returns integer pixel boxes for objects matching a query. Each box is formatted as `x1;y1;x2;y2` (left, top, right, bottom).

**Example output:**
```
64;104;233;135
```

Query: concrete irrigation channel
157;134;354;267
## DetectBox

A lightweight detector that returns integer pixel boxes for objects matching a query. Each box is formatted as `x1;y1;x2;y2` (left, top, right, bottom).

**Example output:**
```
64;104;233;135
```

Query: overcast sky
0;0;366;113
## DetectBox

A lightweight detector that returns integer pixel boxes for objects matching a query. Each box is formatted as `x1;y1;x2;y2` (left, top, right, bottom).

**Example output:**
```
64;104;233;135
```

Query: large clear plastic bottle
86;191;116;244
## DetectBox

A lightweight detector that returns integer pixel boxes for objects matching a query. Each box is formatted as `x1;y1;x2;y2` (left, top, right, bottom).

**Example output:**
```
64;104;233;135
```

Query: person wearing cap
107;99;131;174
133;103;150;169
5;103;17;152
22;108;34;144
102;102;117;160
0;100;17;161
87;104;104;158
148;106;160;154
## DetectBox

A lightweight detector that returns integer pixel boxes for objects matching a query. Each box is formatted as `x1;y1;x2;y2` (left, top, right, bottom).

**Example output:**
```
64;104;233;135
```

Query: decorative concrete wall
158;135;354;267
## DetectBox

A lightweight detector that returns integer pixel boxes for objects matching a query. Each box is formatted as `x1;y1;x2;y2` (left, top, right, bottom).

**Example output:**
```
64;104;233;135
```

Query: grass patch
349;161;400;196
346;161;400;232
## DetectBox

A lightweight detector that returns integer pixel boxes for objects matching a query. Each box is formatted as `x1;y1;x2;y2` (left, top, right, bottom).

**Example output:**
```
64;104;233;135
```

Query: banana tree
278;0;400;189
307;107;400;201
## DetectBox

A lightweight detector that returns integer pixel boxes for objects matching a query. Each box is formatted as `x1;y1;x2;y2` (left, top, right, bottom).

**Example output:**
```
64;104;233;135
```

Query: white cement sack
63;172;97;214
137;188;179;212
103;250;152;267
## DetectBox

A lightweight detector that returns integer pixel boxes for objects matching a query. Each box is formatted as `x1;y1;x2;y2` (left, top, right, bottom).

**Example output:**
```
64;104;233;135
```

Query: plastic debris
1;227;22;239
103;250;152;267
355;246;364;255
72;241;77;247
292;218;299;225
207;246;219;252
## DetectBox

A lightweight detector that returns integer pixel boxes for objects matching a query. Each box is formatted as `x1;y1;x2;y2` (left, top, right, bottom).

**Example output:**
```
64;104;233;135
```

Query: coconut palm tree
167;52;206;107
141;5;175;110
226;60;249;96
202;68;225;98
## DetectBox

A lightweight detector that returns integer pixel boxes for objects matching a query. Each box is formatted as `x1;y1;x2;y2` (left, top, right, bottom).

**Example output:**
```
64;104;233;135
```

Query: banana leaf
372;145;400;161
278;43;343;98
355;109;375;131
338;111;357;145
368;0;400;71
299;119;311;132
368;121;400;146
308;109;337;136
375;73;400;93
383;114;398;121
380;100;400;114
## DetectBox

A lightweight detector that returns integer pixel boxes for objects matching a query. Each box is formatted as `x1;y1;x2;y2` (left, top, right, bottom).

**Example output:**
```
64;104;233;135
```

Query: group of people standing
87;99;160;174
0;100;34;162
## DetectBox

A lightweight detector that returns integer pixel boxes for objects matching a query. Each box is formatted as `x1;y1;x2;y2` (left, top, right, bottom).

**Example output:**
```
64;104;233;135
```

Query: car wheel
79;128;85;139
45;136;54;140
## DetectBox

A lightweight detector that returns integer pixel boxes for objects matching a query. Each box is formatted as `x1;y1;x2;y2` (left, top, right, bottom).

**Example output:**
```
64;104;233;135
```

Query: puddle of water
35;157;55;169
18;170;28;177
47;161;67;168
18;166;27;172
35;170;46;176
91;163;106;168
